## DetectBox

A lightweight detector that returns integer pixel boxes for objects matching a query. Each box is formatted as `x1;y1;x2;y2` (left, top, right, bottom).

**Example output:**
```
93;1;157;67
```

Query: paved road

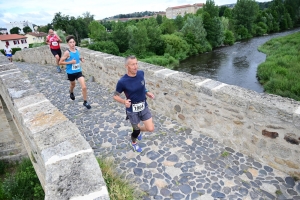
16;62;300;200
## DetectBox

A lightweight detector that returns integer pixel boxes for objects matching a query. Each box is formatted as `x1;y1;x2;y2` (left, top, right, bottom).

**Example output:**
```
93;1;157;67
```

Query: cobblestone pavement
16;62;300;200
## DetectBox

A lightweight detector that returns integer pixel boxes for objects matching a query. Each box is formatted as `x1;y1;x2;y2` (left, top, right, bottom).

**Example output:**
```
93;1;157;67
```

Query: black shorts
50;49;62;58
68;72;83;82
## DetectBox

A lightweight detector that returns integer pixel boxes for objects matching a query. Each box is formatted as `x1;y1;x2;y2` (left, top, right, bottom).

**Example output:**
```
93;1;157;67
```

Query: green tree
37;23;53;33
203;0;219;18
111;21;129;53
66;16;88;44
10;27;21;34
23;26;32;34
284;0;300;27
140;18;164;55
52;12;69;31
219;6;228;17
156;14;163;25
88;21;107;41
127;24;149;57
160;17;177;34
181;15;209;54
224;7;232;18
161;34;190;60
233;0;259;36
174;15;184;31
270;0;292;31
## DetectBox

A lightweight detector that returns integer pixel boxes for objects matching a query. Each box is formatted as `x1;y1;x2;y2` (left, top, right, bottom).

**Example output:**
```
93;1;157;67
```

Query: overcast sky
0;0;271;28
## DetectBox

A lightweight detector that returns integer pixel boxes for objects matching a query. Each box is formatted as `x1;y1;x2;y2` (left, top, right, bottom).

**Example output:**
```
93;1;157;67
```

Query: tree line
39;0;300;68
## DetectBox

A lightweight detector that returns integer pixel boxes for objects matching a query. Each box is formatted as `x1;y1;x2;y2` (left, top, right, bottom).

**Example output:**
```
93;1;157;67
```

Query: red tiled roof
26;32;47;37
168;3;204;9
194;3;204;6
0;34;27;41
171;4;192;9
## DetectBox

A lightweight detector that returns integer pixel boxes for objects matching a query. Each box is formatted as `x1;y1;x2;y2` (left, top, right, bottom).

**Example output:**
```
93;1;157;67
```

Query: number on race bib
132;102;145;112
52;42;58;46
72;63;81;70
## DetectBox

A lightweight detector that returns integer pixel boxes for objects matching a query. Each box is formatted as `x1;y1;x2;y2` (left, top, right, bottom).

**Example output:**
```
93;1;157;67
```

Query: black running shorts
50;49;62;58
67;72;83;82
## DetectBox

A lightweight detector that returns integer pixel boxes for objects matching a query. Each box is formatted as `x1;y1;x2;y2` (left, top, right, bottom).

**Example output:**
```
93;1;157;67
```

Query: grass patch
221;151;229;157
275;190;282;195
257;32;300;101
0;158;44;200
97;157;141;200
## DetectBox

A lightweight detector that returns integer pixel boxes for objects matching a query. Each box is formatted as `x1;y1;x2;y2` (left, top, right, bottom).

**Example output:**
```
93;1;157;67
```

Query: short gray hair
125;55;136;65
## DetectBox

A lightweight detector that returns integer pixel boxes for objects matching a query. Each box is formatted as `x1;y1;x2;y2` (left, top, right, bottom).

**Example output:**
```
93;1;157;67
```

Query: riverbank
257;31;300;101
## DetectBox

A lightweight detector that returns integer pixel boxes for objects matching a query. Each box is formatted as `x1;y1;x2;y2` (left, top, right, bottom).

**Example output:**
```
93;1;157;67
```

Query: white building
0;34;29;50
6;21;34;34
166;3;204;19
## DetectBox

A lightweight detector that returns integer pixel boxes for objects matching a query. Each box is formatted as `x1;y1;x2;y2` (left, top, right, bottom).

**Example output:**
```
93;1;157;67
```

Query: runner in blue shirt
59;35;91;109
113;55;155;152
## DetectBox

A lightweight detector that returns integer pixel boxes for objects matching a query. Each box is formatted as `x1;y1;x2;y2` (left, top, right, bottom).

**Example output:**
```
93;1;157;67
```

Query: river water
174;28;300;93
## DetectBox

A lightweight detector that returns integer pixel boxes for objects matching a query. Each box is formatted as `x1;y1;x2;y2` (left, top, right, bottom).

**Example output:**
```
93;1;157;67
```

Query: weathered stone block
18;100;67;134
45;153;109;200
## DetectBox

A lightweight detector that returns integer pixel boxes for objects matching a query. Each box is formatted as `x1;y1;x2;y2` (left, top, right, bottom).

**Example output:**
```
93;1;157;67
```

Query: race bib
51;41;58;46
72;63;81;70
132;102;145;112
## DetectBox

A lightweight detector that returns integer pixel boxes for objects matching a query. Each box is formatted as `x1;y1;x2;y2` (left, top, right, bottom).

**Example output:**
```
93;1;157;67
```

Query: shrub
1;158;44;200
224;30;235;45
32;43;46;48
88;41;120;55
141;54;179;69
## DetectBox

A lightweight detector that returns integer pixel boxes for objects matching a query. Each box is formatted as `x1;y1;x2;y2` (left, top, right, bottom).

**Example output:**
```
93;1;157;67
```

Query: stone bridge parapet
0;55;109;200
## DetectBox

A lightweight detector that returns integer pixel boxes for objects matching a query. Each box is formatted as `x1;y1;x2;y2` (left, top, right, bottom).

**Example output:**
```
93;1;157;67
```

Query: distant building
0;28;8;34
6;21;34;34
166;3;204;19
0;34;28;49
25;32;47;44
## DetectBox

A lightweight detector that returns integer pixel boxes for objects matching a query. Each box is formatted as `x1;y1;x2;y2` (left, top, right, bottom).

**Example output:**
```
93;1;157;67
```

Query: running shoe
131;142;142;153
70;91;75;100
83;102;91;109
56;66;61;73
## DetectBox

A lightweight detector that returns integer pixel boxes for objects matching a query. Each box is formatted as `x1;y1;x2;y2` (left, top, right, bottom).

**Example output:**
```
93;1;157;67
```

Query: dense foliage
23;26;32;34
0;159;44;200
50;0;300;68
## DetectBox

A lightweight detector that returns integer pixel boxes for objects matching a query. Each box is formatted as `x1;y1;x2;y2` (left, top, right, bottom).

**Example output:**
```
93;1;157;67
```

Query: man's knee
147;126;154;132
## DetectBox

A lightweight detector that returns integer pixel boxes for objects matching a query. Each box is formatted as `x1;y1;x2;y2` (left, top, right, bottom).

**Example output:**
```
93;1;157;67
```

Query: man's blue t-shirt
116;70;147;112
65;49;82;74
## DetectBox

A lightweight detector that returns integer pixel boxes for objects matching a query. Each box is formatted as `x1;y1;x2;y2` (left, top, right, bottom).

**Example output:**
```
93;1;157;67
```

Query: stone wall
15;46;300;178
0;54;110;200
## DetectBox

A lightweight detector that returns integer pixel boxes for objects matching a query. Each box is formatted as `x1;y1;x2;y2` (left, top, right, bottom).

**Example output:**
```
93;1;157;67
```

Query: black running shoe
70;92;75;100
83;102;91;109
